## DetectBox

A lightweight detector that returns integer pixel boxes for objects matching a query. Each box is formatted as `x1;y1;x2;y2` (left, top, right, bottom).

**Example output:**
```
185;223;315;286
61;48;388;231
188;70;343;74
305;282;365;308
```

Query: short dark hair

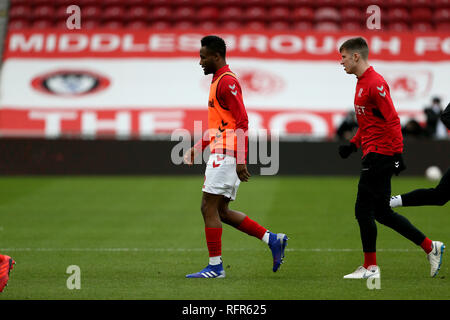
339;37;369;60
201;35;226;58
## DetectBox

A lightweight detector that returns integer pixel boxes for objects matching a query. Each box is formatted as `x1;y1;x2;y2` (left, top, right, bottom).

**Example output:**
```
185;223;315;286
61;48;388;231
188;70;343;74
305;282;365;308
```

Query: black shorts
355;152;394;219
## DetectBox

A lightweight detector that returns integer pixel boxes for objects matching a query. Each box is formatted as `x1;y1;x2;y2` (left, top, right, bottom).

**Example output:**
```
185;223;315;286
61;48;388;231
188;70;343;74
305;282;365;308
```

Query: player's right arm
184;131;210;166
350;128;361;149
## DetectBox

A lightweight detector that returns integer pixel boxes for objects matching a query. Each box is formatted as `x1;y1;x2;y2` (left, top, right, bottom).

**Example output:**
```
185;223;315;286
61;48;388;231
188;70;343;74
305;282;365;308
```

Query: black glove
393;153;406;176
338;143;357;159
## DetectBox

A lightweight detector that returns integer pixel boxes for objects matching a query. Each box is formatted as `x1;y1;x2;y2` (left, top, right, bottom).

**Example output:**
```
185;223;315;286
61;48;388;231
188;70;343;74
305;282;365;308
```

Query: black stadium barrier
0;138;448;176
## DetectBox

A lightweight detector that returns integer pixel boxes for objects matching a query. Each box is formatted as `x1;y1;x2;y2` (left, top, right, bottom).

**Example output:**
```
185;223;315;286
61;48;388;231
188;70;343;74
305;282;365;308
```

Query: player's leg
373;155;445;277
217;181;288;272
344;153;383;279
186;192;225;278
390;167;450;208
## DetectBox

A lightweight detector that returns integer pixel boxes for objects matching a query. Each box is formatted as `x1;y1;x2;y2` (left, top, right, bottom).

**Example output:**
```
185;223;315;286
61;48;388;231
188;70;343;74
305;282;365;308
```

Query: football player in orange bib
184;35;288;278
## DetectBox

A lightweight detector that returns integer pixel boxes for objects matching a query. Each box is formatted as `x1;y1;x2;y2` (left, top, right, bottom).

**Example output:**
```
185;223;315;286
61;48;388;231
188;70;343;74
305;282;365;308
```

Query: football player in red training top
0;254;15;292
390;102;450;209
338;37;444;279
183;35;288;278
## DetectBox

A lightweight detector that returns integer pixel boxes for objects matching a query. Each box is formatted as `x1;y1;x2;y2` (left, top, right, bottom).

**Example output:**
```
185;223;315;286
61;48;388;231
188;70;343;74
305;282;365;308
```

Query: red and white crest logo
381;69;432;101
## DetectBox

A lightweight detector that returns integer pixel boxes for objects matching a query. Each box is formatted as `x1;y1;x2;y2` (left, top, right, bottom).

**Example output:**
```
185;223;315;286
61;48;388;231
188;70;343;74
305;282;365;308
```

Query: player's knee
374;209;394;225
355;202;370;220
217;203;229;221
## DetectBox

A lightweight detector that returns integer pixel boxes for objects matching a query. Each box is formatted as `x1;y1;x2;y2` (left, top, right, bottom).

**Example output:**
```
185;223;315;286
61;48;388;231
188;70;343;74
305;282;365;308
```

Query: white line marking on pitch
0;248;421;252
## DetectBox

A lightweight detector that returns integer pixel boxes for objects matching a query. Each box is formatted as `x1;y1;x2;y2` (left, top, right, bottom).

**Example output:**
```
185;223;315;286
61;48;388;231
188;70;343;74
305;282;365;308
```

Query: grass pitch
0;176;448;300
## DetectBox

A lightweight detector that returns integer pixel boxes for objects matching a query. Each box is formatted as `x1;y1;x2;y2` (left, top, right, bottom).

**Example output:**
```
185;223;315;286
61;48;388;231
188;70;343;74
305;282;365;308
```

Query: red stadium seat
220;21;243;30
244;6;268;22
31;19;55;29
292;7;314;22
172;20;196;30
292;20;313;30
76;0;99;5
8;19;30;30
217;0;241;7
315;0;342;8
387;21;410;31
361;0;385;8
314;7;341;23
126;20;150;29
268;6;291;22
127;0;150;5
34;0;57;5
82;19;102;29
8;5;32;19
245;21;267;31
340;7;363;23
149;21;172;30
340;0;364;8
412;22;434;32
243;0;267;8
387;8;410;23
172;0;197;7
81;6;102;20
386;0;410;9
101;0;125;6
269;21;291;30
220;6;244;22
435;0;450;7
341;21;363;31
197;6;220;21
315;21;340;31
197;21;218;30
33;5;56;20
103;6;126;21
436;22;450;31
266;0;291;8
53;0;77;6
434;8;450;23
102;20;125;29
127;6;150;21
172;6;196;22
54;19;73;29
149;6;173;22
291;0;315;8
411;7;433;22
149;0;172;6
410;0;436;8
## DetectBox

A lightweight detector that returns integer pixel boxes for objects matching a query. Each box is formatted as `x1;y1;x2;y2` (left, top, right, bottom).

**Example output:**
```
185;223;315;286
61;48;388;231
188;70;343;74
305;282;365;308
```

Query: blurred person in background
424;96;448;139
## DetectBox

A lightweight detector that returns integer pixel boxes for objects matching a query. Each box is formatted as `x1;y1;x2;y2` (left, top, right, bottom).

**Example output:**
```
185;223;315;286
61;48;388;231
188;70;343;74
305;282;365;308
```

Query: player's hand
236;163;251;182
393;153;406;176
338;143;357;159
183;147;197;166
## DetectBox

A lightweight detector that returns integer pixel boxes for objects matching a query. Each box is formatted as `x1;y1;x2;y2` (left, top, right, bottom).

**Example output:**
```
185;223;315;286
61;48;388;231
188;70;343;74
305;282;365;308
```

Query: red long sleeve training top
350;66;403;157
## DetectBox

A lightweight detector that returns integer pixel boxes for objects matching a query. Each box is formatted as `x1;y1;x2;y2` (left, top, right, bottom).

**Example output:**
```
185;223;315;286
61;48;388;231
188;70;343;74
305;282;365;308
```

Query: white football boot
427;241;445;277
343;265;380;279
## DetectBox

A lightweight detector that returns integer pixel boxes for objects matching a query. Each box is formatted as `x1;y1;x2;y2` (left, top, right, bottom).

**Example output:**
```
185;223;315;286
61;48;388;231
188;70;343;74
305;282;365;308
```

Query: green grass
0;176;448;300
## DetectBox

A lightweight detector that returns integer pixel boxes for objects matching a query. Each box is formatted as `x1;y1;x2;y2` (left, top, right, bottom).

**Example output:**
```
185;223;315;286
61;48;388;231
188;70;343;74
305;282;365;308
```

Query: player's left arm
217;76;249;162
218;76;250;181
